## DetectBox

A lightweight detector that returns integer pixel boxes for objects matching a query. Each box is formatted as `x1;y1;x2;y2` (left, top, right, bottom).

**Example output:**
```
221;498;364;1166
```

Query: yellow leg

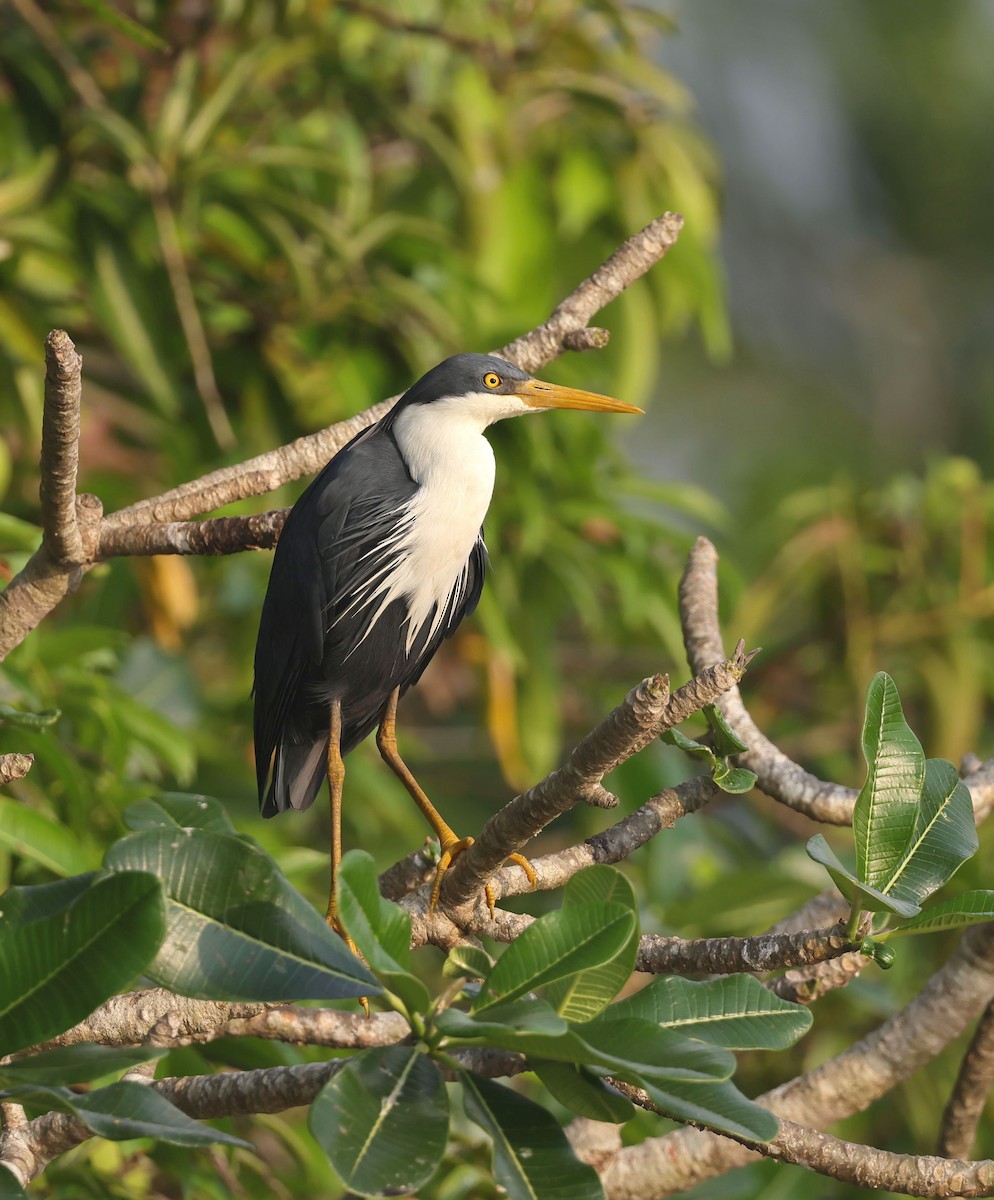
376;688;536;915
324;698;368;1016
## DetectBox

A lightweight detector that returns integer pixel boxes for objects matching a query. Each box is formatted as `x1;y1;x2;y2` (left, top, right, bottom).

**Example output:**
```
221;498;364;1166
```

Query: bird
253;352;641;929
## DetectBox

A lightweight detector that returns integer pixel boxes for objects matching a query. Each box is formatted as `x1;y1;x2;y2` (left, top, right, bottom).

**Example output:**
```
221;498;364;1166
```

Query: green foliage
0;824;806;1193
662;704;759;794
806;673;984;944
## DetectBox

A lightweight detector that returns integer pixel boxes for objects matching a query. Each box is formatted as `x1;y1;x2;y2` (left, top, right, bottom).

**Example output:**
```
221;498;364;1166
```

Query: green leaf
601;974;812;1050
0;798;92;876
575;1018;735;1085
442;944;495;980
310;1047;448;1198
704;705;750;756
335;850;428;1014
0;875;98;930
105;829;377;1002
661;728;712;758
123;793;236;835
881;891;994;939
805;835;921;918
436;999;572;1054
853;673;925;891
642;1076;779;1142
0;872;165;1056
546;867;639;1022
711;762;759;794
0;1081;249;1148
474;901;636;1013
0;704;60;731
0;1044;165;1086
533;1061;636;1123
882;759;978;903
461;1071;604;1200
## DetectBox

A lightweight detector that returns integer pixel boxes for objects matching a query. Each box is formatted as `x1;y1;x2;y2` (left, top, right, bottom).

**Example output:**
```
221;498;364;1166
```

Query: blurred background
1;1;992;1195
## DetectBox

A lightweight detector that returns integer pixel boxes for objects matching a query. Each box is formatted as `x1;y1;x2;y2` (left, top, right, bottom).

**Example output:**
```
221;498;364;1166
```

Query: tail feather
262;737;327;817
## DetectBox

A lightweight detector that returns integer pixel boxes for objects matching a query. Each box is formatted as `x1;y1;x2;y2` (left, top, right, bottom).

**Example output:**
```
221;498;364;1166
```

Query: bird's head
390;353;642;428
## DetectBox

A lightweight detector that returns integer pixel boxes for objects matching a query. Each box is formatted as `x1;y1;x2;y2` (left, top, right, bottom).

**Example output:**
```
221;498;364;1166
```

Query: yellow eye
484;372;501;389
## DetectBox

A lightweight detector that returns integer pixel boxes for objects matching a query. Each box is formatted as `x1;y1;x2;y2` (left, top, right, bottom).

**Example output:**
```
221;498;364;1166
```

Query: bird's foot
325;906;370;1018
427;838;537;918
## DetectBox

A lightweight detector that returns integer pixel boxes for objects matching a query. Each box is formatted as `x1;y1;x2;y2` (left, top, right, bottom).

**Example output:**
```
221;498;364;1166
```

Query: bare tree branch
636;925;854;976
441;645;756;910
939;997;994;1159
680;536;858;824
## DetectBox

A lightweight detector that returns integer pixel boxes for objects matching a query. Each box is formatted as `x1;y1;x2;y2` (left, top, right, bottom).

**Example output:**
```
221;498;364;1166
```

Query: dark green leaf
704;705;750;756
0;872;165;1056
881;891;994;939
0;874;98;930
533;1060;635;1123
310;1047;448;1197
105;828;377;1001
882;759;978;903
335;850;428;1014
0;1165;26;1198
661;728;713;758
602;974;812;1050
575;1018;735;1084
642;1076;779;1142
124;793;236;835
0;1044;165;1086
546;867;639;1022
461;1071;604;1200
853;673;925;891
805;835;920;918
474;902;636;1013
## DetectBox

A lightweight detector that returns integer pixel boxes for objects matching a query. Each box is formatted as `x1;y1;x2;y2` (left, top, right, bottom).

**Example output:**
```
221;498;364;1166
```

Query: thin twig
39;331;84;565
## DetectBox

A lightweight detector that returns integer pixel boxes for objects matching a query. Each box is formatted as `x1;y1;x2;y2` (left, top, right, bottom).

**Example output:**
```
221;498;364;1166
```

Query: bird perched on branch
253;352;641;928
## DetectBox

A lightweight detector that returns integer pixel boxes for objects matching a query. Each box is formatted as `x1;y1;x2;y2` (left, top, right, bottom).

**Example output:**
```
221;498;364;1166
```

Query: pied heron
253;353;641;926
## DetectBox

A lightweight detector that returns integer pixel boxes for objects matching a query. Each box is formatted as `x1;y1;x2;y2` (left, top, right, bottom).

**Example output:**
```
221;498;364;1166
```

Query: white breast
347;394;499;654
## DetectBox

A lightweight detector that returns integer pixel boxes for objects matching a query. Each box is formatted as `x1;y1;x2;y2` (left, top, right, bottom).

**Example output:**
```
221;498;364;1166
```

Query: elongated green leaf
881;891;994;939
574;1018;735;1085
806;835;920;918
882;760;978;903
124;793;236;835
853;673;924;890
547;867;639;1022
335;850;428;1014
0;872;165;1056
105;829;377;1002
437;999;571;1051
0;798;92;876
704;705;750;756
661;728;712;758
461;1071;604;1200
533;1060;635;1123
601;974;812;1050
474;902;635;1013
0;705;60;731
0;1081;249;1148
642;1076;778;1142
0;1044;165;1086
0;875;98;930
310;1047;448;1198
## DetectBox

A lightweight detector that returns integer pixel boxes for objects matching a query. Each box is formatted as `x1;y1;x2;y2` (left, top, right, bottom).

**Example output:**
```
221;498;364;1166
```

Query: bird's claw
427;839;537;919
